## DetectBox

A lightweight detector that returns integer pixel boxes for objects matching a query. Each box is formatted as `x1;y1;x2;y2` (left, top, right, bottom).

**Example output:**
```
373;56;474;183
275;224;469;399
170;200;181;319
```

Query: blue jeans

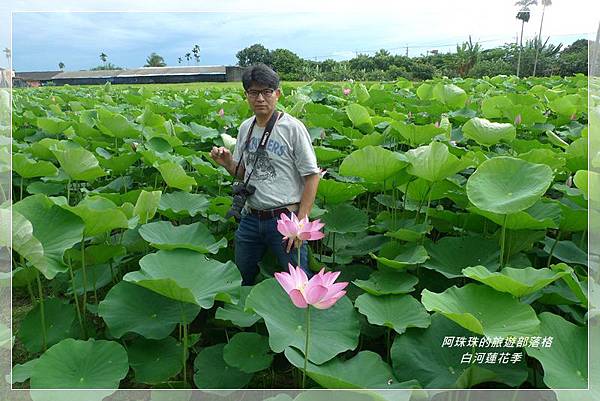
234;210;311;286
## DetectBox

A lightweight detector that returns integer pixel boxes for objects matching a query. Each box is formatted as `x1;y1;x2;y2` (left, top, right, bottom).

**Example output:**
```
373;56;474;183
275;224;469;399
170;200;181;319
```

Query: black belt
248;206;298;220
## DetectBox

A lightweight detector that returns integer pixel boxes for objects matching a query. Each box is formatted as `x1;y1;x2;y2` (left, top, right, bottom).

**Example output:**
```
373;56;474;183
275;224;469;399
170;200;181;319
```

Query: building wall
226;66;244;82
50;73;228;86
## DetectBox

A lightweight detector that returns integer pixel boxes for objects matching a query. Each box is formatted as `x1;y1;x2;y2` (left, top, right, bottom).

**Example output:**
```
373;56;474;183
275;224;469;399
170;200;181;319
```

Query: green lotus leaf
193;344;253;389
391;313;528;388
124;249;241;307
468;199;562;230
96;149;139;175
133;190;161;224
565;140;587;176
466;156;553;214
223;332;273;373
285;347;417;389
525;312;587;388
314;145;346;163
215;286;261;327
339;145;408;183
245;278;360;364
517;148;565;172
30;338;129;389
321;203;368;233
37;116;71;135
416;82;433;100
13;153;58;178
63;196;130;236
346;103;373;134
353;268;418;295
405;141;473;182
12;358;38;384
433;83;468;109
26;181;65;195
96;107;140;138
421;284;540;337
462;265;570;297
138;220;227;254
355;293;430;334
154;160;196;192
49;140;106;182
399;177;461;202
462;117;516;147
18;298;76;353
549;94;583;117
371;243;429;270
98;281;200;339
7;209;44;268
13;194;85;279
29;138;59;161
390;121;446;146
66;243;126;266
158;191;210;218
317;178;366;204
423;235;500;278
67;263;114;296
573;169;588;198
556;198;587;231
543;239;587;266
127;337;183;384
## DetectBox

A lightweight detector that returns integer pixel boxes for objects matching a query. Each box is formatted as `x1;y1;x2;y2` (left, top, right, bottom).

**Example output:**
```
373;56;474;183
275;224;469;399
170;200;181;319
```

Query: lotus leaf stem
67;254;85;336
35;271;47;351
500;215;508;268
546;230;562;268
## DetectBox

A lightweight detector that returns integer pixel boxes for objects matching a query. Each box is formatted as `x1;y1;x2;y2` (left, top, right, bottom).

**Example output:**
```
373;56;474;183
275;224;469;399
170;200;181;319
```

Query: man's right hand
210;146;233;168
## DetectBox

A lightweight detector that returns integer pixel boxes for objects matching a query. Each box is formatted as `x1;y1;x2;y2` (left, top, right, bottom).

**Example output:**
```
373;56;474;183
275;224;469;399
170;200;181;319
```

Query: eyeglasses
246;88;275;99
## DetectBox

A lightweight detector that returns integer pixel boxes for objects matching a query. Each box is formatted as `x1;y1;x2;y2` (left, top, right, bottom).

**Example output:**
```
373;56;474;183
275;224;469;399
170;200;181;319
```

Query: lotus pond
7;74;590;390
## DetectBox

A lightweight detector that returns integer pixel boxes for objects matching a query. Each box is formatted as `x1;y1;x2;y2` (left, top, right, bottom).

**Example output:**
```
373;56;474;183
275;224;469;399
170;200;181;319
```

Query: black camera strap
234;110;283;187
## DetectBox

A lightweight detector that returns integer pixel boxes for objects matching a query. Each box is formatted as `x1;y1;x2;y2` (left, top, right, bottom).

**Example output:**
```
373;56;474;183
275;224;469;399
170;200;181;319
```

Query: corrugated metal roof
50;66;228;79
15;71;62;81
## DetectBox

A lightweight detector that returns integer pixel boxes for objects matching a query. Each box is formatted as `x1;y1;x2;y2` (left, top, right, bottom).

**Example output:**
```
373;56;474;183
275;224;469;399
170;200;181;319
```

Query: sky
1;0;599;71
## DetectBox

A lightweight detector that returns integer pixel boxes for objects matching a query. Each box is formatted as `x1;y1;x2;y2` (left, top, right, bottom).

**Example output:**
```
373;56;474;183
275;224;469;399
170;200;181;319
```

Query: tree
269;48;303;79
58;62;65;70
99;52;108;66
515;0;538;77
192;44;201;64
455;36;481;77
236;44;271;67
90;62;122;71
144;52;166;67
533;0;552;76
185;53;191;65
178;57;182;64
3;48;10;67
557;39;588;76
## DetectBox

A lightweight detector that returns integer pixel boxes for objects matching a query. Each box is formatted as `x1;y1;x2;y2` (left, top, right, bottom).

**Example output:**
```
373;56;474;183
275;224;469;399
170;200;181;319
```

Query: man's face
245;83;281;119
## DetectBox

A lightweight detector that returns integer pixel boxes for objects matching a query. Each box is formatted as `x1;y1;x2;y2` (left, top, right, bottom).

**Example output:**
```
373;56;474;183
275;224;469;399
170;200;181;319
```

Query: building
13;70;62;87
13;66;243;86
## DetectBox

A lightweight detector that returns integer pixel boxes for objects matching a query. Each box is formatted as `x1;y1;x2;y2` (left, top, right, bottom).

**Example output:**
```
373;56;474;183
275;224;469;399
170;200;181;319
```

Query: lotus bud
570;113;577;121
514;114;522;125
218;108;225;117
343;88;351;96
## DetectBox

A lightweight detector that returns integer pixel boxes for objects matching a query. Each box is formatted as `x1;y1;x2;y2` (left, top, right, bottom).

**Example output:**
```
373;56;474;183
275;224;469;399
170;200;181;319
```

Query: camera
226;181;256;221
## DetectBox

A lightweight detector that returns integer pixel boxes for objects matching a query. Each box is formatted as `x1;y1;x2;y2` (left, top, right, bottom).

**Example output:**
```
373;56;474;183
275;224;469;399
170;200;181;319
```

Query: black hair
241;63;280;90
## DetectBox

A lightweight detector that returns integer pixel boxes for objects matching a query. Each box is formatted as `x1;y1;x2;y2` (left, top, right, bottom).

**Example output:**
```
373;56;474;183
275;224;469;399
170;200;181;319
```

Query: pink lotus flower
434;121;440;128
514;114;522;125
275;264;348;309
570;112;577;121
343;88;351;96
277;212;325;249
218;108;225;117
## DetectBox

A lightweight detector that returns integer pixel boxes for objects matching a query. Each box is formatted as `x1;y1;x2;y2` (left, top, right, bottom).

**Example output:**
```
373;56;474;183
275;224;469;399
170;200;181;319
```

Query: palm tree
99;52;108;67
144;52;166;67
192;44;201;64
58;62;65;70
178;57;183;64
185;52;191;65
515;0;538;77
533;0;552;76
3;48;10;67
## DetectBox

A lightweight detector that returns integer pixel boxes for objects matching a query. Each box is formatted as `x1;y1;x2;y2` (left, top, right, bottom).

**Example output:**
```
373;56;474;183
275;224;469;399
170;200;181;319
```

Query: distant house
13;66;244;86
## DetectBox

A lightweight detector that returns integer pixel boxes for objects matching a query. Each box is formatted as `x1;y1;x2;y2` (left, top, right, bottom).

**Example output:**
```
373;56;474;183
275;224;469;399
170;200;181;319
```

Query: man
210;63;320;285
